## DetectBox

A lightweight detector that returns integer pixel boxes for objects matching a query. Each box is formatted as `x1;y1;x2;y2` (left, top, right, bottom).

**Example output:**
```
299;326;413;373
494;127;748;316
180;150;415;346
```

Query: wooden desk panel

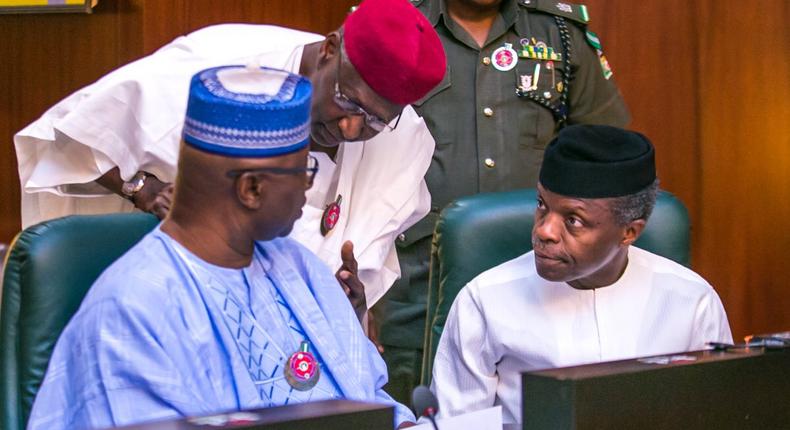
522;348;790;429
115;400;394;430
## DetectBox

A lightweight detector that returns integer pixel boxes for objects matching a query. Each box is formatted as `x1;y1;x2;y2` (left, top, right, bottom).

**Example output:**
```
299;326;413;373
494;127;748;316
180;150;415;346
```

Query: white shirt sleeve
430;284;499;418
693;289;734;348
14;24;323;228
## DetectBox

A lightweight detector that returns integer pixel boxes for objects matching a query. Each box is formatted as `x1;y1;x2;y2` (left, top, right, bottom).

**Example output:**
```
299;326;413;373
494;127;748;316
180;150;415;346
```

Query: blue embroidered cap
183;65;311;157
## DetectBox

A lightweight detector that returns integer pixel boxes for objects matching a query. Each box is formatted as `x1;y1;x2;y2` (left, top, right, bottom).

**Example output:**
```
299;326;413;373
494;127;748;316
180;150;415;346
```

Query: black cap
539;125;656;198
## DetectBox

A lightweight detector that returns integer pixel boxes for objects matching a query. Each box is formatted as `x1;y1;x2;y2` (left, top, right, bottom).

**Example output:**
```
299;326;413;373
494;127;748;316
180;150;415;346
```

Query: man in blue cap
27;66;416;430
430;125;732;425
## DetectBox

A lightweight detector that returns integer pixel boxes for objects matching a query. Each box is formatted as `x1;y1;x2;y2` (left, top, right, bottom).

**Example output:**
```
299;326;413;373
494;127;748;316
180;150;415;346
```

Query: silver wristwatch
121;171;149;200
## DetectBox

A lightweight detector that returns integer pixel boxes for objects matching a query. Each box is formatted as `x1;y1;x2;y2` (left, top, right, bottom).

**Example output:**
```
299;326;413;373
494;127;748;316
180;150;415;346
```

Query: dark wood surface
114;400;393;430
0;0;788;340
522;347;790;429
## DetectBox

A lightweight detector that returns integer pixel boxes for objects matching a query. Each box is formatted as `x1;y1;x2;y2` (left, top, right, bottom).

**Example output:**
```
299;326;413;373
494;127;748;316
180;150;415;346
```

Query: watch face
122;173;147;196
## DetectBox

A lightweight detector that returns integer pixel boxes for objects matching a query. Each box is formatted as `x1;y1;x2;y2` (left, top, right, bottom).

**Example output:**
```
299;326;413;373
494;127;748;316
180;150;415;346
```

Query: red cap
344;0;446;105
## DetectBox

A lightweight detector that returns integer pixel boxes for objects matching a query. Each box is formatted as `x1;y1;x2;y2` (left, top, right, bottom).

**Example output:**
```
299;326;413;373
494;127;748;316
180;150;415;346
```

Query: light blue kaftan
27;227;414;429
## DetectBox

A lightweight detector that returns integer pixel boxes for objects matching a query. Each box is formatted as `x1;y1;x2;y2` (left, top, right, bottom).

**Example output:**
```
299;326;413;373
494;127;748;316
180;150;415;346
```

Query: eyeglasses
225;154;319;187
334;49;401;133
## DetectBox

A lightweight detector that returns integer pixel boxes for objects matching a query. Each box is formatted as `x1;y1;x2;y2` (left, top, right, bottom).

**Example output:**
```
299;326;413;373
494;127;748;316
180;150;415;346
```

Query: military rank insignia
519;38;562;61
555;2;573;13
585;30;613;80
555;2;590;22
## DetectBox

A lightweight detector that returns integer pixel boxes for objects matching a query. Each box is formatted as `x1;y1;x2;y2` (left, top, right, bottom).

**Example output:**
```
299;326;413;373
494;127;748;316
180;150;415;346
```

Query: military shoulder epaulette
517;0;590;25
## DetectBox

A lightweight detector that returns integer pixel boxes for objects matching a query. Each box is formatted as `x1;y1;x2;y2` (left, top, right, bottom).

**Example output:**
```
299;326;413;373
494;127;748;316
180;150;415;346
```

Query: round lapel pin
492;43;518;72
321;195;342;236
284;341;321;391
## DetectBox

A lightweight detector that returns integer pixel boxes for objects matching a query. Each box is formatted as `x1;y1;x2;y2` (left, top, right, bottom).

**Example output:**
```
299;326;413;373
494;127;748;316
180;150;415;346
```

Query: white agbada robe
431;246;733;425
14;24;434;306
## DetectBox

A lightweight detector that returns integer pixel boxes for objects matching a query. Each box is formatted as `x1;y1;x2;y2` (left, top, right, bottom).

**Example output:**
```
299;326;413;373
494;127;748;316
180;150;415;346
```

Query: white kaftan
14;24;434;305
431;246;732;424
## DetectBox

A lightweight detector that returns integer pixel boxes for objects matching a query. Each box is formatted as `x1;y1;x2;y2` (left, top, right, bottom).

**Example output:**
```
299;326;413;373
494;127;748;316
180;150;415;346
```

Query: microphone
411;385;439;430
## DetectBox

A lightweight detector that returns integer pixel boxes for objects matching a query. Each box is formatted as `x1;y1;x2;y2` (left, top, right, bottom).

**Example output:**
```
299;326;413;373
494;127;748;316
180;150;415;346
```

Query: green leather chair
420;189;690;384
0;213;159;430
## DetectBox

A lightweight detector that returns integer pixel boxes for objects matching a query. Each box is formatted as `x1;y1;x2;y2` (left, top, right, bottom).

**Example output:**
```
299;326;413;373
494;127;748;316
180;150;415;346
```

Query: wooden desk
521;348;790;429
114;400;394;430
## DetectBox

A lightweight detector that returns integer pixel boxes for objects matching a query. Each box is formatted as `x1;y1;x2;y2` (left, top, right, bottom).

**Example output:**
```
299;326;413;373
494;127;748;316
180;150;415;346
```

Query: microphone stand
425;408;439;430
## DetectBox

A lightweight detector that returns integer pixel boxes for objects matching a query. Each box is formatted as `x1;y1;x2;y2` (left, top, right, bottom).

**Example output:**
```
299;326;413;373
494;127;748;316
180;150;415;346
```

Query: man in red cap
15;0;446;328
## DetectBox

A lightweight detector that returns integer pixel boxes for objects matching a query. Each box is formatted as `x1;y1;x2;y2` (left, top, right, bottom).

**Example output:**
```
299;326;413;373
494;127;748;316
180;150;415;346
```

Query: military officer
373;0;631;404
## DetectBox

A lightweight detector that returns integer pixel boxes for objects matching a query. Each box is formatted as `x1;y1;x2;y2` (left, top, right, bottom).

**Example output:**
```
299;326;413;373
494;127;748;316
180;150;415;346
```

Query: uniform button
484;158;496;168
482;57;491;66
349;5;358;12
398;233;406;242
483;107;494;117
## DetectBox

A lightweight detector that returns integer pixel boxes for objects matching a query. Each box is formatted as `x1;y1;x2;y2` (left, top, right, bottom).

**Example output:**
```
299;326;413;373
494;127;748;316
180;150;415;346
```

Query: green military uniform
372;0;631;404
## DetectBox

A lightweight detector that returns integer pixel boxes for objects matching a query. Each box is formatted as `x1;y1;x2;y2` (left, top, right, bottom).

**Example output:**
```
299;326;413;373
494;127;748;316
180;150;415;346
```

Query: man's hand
336;242;385;352
95;167;174;220
132;179;174;220
397;422;417;428
336;241;367;323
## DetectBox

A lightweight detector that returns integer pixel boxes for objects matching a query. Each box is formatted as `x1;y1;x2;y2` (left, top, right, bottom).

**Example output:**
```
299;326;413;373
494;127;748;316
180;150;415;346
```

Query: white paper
411;406;502;430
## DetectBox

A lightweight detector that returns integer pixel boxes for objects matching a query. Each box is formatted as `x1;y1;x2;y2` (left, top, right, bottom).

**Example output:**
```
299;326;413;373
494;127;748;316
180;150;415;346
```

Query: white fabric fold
14;24;435;306
291;106;433;306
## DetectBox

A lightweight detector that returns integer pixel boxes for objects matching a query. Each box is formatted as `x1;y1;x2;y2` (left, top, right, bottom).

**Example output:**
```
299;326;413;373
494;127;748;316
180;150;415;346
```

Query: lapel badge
321;194;342;236
518;74;533;92
285;341;321;391
492;43;518;71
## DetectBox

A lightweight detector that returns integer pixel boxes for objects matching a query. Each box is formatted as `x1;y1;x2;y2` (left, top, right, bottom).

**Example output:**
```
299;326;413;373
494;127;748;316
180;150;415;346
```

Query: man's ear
621;219;646;247
235;173;265;210
318;31;342;66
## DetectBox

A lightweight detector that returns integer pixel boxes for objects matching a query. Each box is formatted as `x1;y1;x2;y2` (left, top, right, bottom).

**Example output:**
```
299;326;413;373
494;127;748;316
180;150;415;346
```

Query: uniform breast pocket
515;58;565;150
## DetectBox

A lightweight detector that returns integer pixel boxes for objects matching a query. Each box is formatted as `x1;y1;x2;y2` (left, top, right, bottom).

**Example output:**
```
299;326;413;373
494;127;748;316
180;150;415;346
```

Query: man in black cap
429;125;732;425
376;0;630;403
